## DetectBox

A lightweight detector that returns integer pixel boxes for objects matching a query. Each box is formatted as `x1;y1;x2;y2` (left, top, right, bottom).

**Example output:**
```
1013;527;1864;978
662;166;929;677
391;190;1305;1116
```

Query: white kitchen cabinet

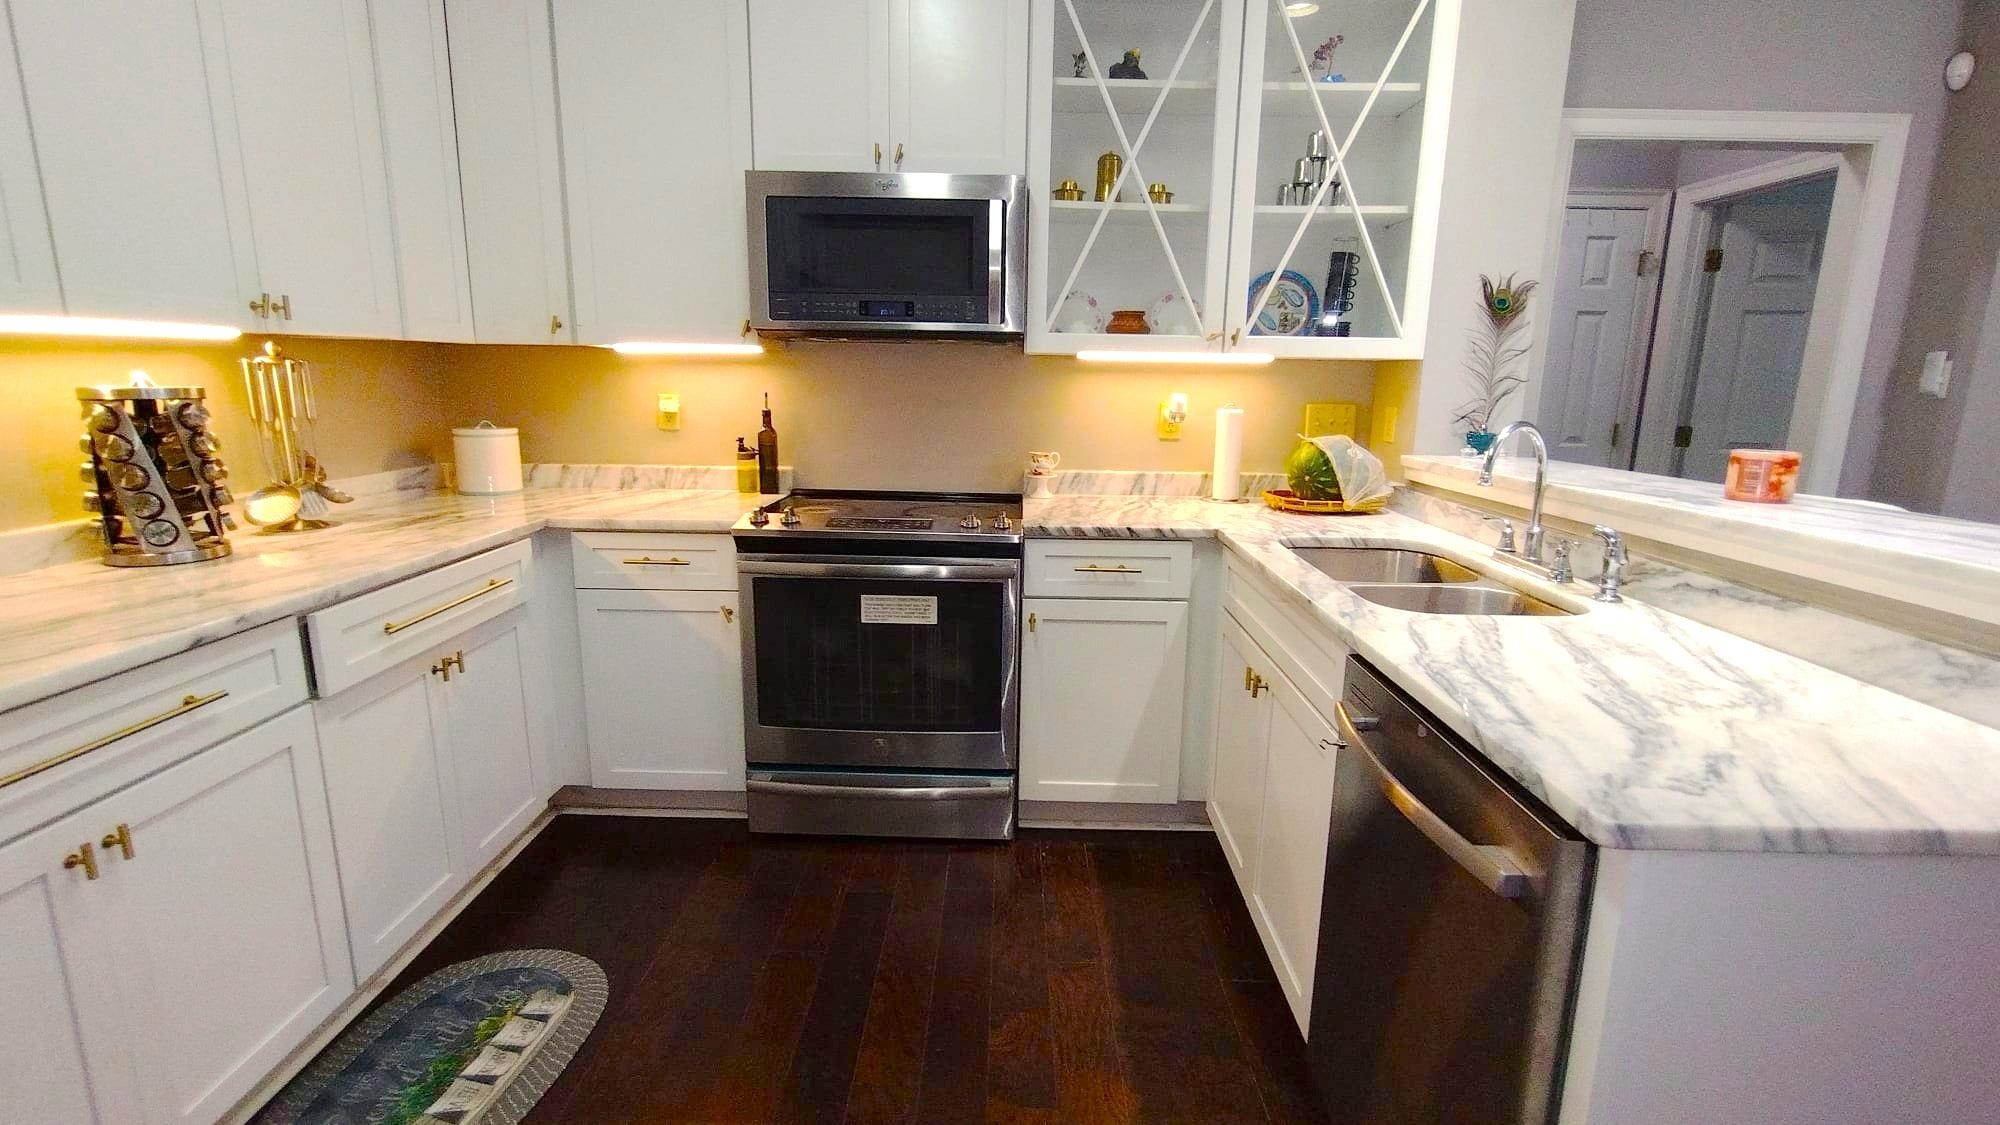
575;590;745;790
371;0;477;343
1209;612;1273;883
553;0;755;345
1250;666;1339;1032
438;611;546;869
445;0;575;344
0;22;59;314
749;0;1027;174
1020;597;1187;803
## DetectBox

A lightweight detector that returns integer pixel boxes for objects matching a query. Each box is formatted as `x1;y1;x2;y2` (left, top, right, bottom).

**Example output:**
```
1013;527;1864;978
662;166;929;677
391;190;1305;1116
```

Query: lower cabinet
1210;606;1344;1034
1020;597;1188;803
314;607;545;979
574;589;744;790
0;706;350;1124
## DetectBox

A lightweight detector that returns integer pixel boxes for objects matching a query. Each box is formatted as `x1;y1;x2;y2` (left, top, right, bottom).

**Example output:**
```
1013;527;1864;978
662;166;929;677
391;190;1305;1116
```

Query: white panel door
8;1;253;323
555;0;755;344
215;0;401;337
890;0;1028;174
576;589;745;790
1541;205;1655;467
0;20;60;313
371;0;475;342
313;657;463;980
1251;670;1339;1033
439;612;545;870
445;0;574;344
0;809;140;1124
1679;184;1834;482
96;707;351;1124
1210;613;1272;888
1020;597;1187;804
748;0;892;171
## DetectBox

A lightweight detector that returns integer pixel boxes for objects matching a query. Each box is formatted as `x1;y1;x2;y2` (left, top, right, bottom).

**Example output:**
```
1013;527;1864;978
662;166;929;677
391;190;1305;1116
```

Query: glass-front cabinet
1026;0;1457;359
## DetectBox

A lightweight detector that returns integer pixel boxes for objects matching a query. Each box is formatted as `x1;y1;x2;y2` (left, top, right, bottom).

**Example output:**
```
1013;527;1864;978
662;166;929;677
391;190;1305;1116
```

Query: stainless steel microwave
746;171;1026;337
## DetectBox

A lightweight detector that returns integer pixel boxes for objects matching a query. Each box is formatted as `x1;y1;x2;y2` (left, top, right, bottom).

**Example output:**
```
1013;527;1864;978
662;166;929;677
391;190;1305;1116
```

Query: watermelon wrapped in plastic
1283;434;1391;512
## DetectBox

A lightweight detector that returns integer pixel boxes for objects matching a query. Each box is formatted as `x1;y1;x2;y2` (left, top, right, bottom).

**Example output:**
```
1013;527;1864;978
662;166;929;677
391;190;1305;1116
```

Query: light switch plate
1918;351;1952;399
656;392;681;431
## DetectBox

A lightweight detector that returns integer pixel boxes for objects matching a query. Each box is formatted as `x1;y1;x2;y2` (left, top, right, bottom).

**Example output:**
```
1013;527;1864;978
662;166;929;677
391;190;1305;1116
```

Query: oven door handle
748;776;1014;801
737;558;1020;581
1336;702;1530;899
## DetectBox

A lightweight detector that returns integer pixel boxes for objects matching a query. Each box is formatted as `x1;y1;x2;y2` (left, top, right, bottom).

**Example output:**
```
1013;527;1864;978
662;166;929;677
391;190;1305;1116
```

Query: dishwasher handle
1335;701;1530;899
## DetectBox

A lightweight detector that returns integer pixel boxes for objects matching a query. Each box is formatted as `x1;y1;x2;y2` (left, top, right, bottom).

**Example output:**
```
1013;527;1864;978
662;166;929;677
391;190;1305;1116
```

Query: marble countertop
1402;454;2000;630
4;486;1998;858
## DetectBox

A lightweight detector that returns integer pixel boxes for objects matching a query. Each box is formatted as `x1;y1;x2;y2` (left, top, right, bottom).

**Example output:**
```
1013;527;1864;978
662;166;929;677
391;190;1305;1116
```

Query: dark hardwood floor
372;814;1328;1124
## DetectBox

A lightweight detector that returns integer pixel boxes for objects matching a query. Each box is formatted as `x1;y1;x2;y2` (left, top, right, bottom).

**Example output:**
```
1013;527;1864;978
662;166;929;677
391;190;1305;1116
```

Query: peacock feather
1455;273;1540;432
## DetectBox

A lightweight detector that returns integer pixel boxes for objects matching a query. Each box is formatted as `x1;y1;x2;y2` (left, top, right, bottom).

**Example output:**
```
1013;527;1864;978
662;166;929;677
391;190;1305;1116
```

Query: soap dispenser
735;437;758;494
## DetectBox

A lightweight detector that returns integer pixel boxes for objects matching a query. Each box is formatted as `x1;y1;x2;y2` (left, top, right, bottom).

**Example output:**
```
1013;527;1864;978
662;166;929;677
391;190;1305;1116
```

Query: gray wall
1872;0;1999;521
1565;0;1964;497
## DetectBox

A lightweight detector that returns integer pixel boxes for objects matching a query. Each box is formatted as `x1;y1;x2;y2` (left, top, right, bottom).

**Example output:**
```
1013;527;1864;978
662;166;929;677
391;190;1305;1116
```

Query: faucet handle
1592;525;1627;603
1483;516;1517;554
1549;536;1576;583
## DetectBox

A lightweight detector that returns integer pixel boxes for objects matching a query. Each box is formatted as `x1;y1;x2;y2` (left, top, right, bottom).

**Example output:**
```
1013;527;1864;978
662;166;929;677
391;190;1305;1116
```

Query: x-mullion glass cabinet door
1224;0;1456;358
1026;0;1246;355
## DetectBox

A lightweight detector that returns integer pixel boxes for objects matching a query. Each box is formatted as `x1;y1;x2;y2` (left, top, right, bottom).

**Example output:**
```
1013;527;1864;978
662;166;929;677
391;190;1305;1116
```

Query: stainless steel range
734;490;1023;840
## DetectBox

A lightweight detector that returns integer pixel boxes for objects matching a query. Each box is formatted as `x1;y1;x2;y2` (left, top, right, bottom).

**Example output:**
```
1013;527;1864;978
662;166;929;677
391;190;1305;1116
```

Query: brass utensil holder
76;376;233;567
240;341;352;532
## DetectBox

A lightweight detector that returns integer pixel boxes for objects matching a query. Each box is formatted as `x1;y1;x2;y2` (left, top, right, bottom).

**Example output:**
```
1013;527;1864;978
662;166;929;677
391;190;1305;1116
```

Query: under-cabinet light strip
1076;349;1275;366
609;341;765;357
0;314;243;342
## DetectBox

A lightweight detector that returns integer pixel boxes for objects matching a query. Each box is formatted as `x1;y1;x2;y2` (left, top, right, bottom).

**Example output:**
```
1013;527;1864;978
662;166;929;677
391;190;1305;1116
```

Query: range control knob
748;507;770;527
780;506;802;526
991;514;1013;531
959;514;982;530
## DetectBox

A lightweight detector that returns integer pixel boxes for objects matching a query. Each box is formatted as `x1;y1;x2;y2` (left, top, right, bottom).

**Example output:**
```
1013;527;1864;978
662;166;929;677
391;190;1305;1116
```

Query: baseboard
550;783;749;817
1019;799;1214;832
222;808;557;1124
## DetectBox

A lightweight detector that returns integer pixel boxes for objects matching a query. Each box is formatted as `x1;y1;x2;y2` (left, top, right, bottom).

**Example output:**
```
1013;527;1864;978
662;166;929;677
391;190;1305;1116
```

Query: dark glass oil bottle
756;393;780;494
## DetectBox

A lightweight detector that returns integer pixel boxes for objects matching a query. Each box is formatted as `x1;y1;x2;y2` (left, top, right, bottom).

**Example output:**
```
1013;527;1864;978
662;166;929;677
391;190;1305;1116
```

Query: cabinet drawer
307;540;532;697
0;620;308;844
571;532;736;591
1026;539;1193;599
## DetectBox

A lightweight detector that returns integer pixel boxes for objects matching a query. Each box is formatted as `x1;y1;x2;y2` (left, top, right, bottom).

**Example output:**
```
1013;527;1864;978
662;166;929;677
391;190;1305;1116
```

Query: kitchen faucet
1477;421;1551;565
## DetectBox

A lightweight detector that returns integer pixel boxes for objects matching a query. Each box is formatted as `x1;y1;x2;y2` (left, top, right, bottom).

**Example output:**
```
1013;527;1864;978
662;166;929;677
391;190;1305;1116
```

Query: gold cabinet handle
1247;668;1267;698
101;824;135;861
64;842;99;881
273;293;292;321
249;292;272;318
1027;612;1037;633
1244;665;1256;692
720;605;735;623
431;659;450;682
621;556;691;566
1075;563;1143;574
1;690;230;792
873;141;883;166
432;650;465;682
383;577;512;635
894;142;904;167
550;313;564;334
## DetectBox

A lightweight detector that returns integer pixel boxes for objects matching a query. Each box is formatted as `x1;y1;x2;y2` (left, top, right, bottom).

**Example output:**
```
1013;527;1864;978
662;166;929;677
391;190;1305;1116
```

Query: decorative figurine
1108;49;1147;80
1310;34;1344;81
1072;50;1089;78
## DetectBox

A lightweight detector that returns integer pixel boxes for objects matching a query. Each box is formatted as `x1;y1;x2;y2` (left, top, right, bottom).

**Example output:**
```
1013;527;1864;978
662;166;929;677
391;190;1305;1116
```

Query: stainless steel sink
1345;583;1573;617
1291;547;1483;584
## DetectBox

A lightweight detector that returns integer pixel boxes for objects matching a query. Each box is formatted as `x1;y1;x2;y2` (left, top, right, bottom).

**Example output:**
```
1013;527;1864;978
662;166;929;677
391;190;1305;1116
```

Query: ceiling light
609;341;765;357
0;314;243;342
1283;2;1320;16
1076;349;1275;366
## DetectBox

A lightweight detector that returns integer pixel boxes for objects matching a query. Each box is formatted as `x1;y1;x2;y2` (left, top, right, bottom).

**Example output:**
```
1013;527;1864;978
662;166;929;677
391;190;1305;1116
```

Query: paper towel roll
1212;404;1245;501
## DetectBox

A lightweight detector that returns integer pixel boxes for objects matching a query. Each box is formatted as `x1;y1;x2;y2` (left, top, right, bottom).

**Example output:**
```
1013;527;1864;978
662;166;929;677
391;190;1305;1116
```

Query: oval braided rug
254;949;607;1125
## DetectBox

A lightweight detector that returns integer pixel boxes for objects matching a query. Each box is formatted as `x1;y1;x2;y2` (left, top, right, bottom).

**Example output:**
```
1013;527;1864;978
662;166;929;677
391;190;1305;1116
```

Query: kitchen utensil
75;373;234;566
1053;179;1085;201
1248;269;1321;336
241;341;351;529
1095;151;1123;202
1106;309;1151;334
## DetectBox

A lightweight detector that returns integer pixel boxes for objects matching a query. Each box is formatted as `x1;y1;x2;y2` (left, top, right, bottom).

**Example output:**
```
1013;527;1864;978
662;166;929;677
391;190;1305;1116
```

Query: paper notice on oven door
859;594;939;625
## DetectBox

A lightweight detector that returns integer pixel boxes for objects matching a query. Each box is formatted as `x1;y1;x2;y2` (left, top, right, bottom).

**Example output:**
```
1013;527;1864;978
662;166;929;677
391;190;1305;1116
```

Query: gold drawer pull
622;556;692;566
64;842;99;880
1075;563;1143;574
382;577;513;635
101;824;135;861
1;690;230;791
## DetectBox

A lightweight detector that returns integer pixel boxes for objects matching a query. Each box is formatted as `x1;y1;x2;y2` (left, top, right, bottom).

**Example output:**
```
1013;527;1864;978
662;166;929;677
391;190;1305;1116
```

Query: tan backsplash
439;340;1378;493
2;334;1378;530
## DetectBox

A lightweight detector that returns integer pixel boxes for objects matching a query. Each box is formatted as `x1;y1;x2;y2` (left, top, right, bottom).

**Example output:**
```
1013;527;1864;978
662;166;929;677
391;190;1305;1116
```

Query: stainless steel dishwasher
1309;657;1594;1124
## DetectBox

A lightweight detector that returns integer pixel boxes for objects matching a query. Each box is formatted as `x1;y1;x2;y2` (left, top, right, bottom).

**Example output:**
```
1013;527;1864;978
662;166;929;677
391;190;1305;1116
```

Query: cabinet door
576;589;745;790
314;655;464;980
445;0;575;344
1020;597;1187;803
8;1;253;323
1210;612;1272;887
372;0;476;342
96;707;352;1124
439;611;546;870
215;0;402;337
0;810;139;1124
891;0;1028;173
0;19;59;313
555;0;755;344
1252;670;1340;1033
748;0;892;171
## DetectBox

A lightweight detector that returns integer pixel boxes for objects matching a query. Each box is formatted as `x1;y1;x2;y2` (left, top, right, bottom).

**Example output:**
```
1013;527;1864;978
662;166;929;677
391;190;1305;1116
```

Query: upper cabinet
0;29;59;314
749;0;1028;174
553;0;755;345
373;0;478;343
1026;0;1457;359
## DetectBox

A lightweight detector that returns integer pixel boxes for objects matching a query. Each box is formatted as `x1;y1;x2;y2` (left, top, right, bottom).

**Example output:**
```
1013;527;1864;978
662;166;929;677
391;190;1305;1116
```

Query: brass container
1052;179;1085;201
1147;182;1174;204
1094;151;1123;202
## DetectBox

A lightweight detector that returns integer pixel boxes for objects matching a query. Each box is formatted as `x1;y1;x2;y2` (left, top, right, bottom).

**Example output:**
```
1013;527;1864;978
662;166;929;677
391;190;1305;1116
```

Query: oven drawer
747;771;1015;840
571;533;736;591
1026;539;1192;599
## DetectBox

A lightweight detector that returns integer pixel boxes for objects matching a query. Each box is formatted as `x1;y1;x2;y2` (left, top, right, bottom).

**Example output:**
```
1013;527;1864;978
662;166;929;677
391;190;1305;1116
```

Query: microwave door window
766;197;991;322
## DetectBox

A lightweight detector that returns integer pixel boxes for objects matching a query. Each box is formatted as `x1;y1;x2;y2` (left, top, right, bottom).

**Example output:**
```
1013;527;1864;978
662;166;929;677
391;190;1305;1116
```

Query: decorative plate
1055;289;1107;334
1146;291;1200;336
1247;269;1320;336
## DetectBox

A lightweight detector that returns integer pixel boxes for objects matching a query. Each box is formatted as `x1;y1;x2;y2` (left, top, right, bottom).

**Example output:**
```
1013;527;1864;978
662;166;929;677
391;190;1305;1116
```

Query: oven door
737;555;1020;772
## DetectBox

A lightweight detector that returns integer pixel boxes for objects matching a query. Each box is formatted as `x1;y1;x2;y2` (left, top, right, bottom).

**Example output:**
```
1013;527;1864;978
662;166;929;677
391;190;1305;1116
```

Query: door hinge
1610;421;1622;448
1673;424;1694;449
1635;250;1654;277
1703;246;1724;273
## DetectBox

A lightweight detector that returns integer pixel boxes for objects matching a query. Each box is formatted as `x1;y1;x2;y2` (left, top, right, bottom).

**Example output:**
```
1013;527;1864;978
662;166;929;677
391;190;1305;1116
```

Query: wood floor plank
844;849;950;1124
1047;959;1139;1124
914;847;997;1121
1040;838;1107;965
1222;978;1330;1125
986;837;1059;1122
778;888;894;1124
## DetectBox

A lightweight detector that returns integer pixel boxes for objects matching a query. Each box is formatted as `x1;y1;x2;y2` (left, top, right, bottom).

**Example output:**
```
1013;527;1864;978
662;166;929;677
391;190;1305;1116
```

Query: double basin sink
1291;547;1574;616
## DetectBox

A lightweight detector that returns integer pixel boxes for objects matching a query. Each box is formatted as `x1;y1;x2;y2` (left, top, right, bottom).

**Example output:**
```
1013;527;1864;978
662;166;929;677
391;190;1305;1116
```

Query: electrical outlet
1303;401;1359;438
1158;393;1188;440
1918;351;1952;399
656;392;681;431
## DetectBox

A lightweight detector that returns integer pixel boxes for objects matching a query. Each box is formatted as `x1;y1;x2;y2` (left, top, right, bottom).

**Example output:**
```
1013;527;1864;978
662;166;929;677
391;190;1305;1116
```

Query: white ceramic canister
453;421;523;494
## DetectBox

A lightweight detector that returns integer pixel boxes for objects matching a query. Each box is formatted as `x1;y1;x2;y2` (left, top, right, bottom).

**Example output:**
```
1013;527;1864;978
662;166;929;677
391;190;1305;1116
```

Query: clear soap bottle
735;437;758;494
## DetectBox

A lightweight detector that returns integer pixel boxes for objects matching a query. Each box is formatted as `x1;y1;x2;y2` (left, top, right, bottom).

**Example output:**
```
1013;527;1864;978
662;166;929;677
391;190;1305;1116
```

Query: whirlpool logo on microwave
874;178;898;191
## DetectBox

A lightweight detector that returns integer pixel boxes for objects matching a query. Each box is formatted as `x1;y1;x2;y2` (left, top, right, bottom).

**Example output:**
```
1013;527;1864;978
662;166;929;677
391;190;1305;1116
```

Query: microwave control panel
767;294;984;323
